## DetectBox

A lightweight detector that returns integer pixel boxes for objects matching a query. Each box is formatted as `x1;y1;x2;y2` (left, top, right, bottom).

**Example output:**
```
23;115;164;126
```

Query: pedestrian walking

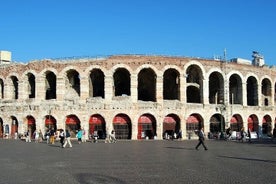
59;129;65;148
50;128;56;144
45;129;50;144
63;129;72;148
195;127;208;150
76;129;83;144
109;130;116;143
34;130;39;143
25;130;31;143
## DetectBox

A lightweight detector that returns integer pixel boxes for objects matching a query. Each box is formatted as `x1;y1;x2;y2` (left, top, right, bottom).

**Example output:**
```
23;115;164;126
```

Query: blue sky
1;0;276;65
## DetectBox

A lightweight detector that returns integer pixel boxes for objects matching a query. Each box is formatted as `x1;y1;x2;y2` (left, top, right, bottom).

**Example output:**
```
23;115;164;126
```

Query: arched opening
229;74;243;104
26;116;36;138
45;115;57;131
89;69;105;98
27;73;36;98
186;65;203;103
248;115;259;132
163;69;180;100
113;114;132;139
113;68;130;96
89;114;106;139
0;79;4;99
137;114;156;139
66;69;80;97
209;114;224;139
261;78;271;106
0;118;3;138
187;114;203;139
209;72;224;104
10;76;18;99
247;76;258;106
65;115;81;137
262;115;272;136
163;114;180;139
230;115;243;132
138;68;156;102
45;71;56;100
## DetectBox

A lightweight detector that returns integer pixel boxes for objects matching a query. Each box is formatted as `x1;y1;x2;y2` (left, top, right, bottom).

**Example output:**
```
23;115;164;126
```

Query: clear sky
1;0;276;65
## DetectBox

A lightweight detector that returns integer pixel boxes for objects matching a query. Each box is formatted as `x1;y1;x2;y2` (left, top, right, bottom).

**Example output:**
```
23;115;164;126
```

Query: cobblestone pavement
0;139;275;184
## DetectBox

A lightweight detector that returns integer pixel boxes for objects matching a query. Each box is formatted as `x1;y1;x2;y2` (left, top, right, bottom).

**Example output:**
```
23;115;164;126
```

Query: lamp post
216;104;226;139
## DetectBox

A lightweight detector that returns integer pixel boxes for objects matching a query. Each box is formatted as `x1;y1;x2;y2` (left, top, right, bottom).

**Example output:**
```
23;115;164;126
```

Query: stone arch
162;114;180;139
261;78;272;106
89;68;105;98
248;114;259;132
209;113;225;139
262;115;272;136
186;64;203;103
113;114;132;139
89;114;106;139
65;69;80;99
246;75;258;106
137;113;157;139
45;71;57;100
113;68;131;97
65;114;81;137
229;73;243;104
0;78;4;99
163;68;180;100
209;71;224;104
186;113;204;139
230;114;243;132
26;115;36;137
138;68;156;102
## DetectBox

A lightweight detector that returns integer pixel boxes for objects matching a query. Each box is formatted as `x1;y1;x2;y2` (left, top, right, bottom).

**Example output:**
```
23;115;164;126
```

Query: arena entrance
187;114;203;139
262;115;272;136
163;115;180;140
0;118;3;138
137;114;156;139
45;115;57;131
65;115;81;137
248;115;259;132
230;115;243;132
89;115;106;139
209;114;224;139
26;116;36;138
113;114;131;139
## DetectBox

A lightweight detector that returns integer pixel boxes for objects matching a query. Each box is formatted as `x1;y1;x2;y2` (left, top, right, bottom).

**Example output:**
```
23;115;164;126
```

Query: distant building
0;51;11;64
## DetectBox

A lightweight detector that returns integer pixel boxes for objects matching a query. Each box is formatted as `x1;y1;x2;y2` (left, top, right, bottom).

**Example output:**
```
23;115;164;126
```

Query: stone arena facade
0;55;275;140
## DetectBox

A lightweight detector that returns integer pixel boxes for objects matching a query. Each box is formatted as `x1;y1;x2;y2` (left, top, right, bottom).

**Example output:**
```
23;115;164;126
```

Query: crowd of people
22;128;117;148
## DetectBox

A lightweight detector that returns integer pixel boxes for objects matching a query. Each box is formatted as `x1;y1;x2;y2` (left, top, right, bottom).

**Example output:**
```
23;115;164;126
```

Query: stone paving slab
0;139;275;184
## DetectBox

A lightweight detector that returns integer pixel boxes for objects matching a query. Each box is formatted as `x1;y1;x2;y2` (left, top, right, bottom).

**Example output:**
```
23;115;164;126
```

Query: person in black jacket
195;127;208;150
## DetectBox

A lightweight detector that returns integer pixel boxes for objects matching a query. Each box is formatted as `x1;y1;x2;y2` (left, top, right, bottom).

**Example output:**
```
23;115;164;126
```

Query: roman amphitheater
0;51;275;140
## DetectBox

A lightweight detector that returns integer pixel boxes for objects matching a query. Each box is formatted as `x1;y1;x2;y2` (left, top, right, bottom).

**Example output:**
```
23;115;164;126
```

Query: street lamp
216;104;226;139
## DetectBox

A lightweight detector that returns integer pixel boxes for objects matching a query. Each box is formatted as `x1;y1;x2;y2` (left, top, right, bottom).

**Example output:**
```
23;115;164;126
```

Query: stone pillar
242;82;247;106
180;74;186;102
80;77;89;101
203;78;209;105
156;75;163;103
271;85;275;106
130;73;138;103
258;84;262;106
105;74;113;102
56;76;65;101
36;75;45;100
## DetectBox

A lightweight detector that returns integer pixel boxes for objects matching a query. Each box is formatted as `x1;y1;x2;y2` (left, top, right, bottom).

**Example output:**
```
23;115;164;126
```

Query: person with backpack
195;127;208;150
63;129;72;148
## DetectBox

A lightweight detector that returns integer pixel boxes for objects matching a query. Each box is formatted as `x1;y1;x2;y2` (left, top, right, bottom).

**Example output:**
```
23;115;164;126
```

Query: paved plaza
0;139;275;184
